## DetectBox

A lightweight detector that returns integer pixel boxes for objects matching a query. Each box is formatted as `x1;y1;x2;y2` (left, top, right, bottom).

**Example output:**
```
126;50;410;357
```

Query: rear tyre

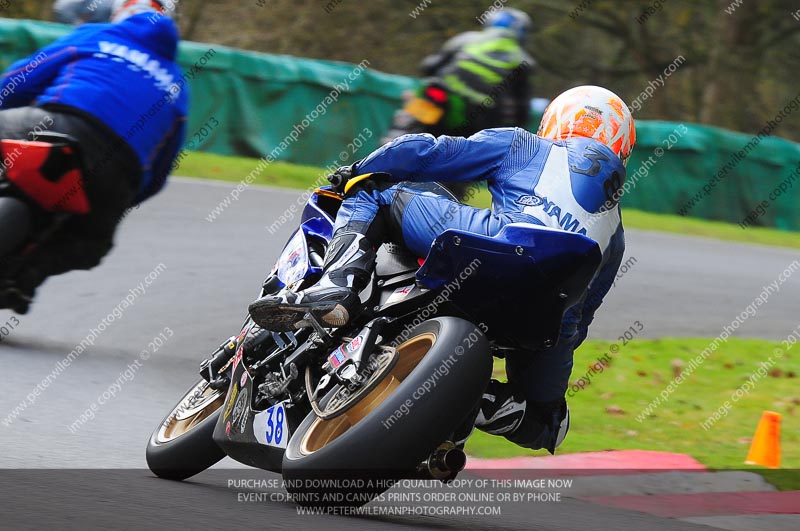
281;317;492;507
146;379;227;481
0;197;32;258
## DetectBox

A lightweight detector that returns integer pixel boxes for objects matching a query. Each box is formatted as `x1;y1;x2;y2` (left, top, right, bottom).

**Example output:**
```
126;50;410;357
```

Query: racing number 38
265;404;285;445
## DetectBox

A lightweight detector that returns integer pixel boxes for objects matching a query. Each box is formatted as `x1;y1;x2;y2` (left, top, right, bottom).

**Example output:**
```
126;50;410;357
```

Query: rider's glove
328;164;393;197
327;164;356;195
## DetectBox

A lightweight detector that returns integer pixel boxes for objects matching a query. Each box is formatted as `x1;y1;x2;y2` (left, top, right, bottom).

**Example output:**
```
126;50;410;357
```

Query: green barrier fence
625;121;799;231
1;19;798;230
0;18;418;169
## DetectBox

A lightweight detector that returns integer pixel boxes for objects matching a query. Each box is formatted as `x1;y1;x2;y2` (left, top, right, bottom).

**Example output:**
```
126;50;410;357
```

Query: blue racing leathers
339;128;626;448
0;13;188;203
0;14;188;302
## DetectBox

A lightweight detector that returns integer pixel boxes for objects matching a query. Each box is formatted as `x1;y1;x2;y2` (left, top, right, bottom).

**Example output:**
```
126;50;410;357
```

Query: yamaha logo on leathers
515;195;544;207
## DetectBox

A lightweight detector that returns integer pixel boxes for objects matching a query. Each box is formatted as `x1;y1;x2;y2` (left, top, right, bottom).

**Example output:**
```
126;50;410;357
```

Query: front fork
199;335;240;391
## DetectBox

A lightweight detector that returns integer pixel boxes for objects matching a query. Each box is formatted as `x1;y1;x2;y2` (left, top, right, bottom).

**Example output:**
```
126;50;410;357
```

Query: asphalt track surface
1;179;797;530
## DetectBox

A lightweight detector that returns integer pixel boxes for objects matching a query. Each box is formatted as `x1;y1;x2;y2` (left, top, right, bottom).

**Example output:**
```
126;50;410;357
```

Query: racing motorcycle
145;181;601;507
0;133;88;313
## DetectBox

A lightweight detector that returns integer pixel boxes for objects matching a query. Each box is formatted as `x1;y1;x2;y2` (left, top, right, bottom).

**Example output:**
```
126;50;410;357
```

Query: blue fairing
300;190;336;234
417;223;601;349
274;193;336;287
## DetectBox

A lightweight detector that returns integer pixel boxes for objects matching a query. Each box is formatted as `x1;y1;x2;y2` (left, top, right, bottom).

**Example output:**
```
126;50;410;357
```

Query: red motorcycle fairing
1;139;90;215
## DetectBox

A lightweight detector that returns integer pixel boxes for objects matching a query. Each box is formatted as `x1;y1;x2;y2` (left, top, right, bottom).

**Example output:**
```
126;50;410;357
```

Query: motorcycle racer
418;7;535;136
382;8;534;202
250;85;635;453
0;0;187;313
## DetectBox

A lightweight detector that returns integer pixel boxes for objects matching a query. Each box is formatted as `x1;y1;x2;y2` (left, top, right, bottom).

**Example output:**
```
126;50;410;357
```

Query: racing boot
248;231;376;332
0;264;42;315
475;379;571;453
450;380;525;448
0;285;32;315
474;379;527;436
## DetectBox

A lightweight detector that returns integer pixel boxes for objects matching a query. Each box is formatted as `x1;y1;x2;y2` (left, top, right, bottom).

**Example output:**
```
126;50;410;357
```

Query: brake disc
310;345;398;421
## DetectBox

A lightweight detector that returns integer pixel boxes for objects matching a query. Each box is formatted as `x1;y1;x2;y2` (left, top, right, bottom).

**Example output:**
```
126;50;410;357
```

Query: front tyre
282;317;491;506
146;379;226;481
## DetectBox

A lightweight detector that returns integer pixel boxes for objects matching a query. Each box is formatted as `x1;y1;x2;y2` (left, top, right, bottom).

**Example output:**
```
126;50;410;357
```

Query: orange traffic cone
745;411;781;468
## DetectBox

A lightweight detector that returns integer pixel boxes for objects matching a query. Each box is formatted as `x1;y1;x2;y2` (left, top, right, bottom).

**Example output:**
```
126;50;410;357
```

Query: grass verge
176;151;324;190
177;151;800;249
620;209;800;250
464;337;799;489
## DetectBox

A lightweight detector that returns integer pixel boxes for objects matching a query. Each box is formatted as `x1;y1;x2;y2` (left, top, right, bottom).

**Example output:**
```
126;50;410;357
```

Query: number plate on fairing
254;401;290;449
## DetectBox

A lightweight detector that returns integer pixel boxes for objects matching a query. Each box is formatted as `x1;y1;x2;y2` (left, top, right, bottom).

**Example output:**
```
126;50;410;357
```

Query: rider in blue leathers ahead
0;0;186;312
250;86;636;452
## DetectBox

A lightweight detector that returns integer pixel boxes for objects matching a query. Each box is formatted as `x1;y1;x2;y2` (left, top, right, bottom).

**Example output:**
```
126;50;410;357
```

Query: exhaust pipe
415;441;467;481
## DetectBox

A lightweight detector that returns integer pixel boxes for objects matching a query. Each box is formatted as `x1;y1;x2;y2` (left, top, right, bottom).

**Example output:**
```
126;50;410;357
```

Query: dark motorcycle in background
0;133;88;313
381;83;451;143
145;181;601;507
380;83;474;200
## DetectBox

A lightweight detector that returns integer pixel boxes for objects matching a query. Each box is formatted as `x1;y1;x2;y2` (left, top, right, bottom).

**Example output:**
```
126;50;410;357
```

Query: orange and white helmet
538;85;636;166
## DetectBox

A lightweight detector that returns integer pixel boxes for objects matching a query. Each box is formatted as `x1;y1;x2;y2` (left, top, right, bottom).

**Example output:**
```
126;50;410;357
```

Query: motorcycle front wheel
146;379;226;481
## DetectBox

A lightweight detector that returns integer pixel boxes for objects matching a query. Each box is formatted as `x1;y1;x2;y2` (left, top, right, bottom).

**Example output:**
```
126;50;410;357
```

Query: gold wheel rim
300;332;436;455
157;380;225;443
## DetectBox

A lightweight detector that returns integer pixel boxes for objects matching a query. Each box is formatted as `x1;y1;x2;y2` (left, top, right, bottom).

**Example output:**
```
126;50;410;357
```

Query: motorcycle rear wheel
282;316;491;507
0;197;32;258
